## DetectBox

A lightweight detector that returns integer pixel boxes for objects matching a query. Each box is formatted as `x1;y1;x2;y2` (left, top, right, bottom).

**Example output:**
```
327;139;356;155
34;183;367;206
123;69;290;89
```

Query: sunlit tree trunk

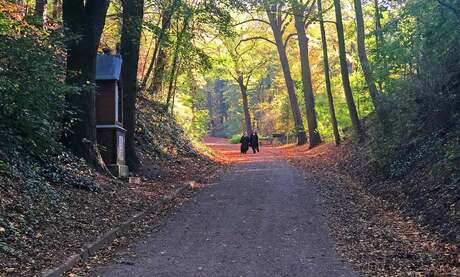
62;0;110;167
167;16;190;105
318;0;341;146
333;0;365;140
148;0;181;95
170;62;181;114
266;6;307;145
292;0;322;148
237;76;253;135
121;0;144;171
141;0;178;90
353;0;387;123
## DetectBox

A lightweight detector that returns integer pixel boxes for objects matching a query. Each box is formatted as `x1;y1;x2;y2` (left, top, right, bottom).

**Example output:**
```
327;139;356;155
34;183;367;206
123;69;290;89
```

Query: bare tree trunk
121;0;144;171
317;0;341;146
333;0;365;140
237;76;253;135
170;62;180;114
266;6;307;145
292;0;322;148
353;0;387;122
62;0;110;168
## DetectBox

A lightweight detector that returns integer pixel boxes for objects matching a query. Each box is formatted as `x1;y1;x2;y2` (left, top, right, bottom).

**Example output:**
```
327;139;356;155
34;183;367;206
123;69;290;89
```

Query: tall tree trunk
353;0;387;122
266;7;307;145
166;17;189;105
140;1;177;90
237;76;253;135
120;0;144;171
148;0;180;95
317;0;341;146
62;0;110;167
373;0;383;52
292;1;322;148
170;62;181;114
333;0;365;140
34;0;47;25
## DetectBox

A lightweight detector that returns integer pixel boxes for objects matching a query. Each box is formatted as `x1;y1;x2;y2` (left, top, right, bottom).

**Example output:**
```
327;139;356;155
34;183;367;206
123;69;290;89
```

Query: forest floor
2;135;458;276
0;99;223;276
282;141;459;276
81;137;458;276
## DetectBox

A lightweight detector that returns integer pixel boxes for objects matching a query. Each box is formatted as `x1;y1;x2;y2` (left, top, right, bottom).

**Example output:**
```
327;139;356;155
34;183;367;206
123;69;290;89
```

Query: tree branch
236;36;277;50
234;18;271;27
284;33;298;48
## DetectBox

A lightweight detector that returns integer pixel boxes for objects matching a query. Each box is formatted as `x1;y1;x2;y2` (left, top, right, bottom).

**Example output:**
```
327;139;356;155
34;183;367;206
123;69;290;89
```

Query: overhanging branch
284;33;298;48
236;36;277;50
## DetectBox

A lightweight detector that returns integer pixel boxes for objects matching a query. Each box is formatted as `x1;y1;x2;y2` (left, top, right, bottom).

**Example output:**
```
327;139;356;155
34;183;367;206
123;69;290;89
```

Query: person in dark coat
250;131;259;153
240;132;250;154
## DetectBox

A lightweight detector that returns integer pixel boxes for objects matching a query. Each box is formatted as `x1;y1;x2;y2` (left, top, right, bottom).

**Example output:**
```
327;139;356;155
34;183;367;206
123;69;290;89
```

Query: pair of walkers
240;131;259;154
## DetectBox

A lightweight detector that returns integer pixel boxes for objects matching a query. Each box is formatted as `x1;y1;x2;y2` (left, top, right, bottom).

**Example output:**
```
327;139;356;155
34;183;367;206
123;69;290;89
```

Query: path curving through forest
93;138;357;276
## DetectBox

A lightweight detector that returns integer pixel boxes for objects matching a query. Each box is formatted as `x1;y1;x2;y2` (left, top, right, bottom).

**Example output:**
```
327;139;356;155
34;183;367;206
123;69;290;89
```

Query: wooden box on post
95;53;129;177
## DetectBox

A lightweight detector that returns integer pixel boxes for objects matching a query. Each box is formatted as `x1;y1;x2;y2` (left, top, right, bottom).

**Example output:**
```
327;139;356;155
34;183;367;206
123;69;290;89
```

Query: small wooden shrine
95;53;128;177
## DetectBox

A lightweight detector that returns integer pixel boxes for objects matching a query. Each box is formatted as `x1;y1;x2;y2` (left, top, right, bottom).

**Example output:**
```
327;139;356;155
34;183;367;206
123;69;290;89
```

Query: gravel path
94;142;357;277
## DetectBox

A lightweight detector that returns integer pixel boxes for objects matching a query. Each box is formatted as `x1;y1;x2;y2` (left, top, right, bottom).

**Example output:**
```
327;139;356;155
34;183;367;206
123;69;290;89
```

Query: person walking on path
240;132;250;154
250;131;259;154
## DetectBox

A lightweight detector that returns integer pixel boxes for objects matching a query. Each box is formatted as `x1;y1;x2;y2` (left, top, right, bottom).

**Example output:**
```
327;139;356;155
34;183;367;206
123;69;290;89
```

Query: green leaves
0;16;72;154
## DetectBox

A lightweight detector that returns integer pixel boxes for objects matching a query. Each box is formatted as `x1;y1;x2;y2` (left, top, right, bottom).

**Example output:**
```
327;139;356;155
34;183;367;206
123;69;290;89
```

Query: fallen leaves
283;142;460;276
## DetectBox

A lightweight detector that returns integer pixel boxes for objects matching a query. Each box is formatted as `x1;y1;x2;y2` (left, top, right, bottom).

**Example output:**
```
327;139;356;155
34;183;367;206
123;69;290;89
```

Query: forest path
93;138;357;276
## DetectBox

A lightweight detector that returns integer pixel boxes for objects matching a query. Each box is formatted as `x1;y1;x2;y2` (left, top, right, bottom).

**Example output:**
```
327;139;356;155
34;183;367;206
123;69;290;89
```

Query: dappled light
0;0;459;275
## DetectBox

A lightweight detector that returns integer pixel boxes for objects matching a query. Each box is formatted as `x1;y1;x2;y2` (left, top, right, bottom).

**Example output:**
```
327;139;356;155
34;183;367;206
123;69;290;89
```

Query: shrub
0;14;73;153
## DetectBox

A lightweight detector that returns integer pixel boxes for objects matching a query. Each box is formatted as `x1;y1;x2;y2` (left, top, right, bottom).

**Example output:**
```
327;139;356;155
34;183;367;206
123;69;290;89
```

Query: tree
141;0;179;91
291;0;322;148
332;0;364;139
353;0;387;123
265;2;307;145
34;0;47;25
215;36;267;135
62;0;110;166
317;0;340;145
147;0;181;95
121;0;144;171
166;12;191;106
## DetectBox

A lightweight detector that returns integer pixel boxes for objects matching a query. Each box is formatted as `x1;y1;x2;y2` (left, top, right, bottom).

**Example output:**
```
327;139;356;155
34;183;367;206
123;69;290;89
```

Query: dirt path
93;138;357;276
